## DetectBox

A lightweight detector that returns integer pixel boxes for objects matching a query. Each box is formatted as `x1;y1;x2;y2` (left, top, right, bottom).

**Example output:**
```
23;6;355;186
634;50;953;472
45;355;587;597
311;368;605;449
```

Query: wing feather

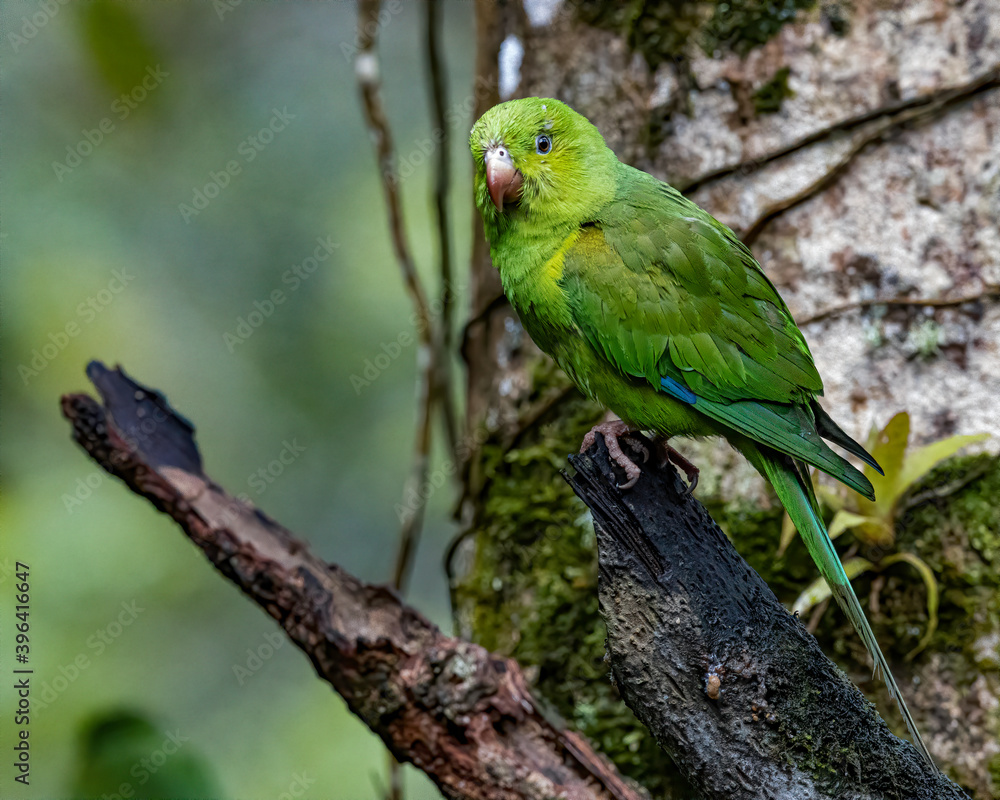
559;168;876;493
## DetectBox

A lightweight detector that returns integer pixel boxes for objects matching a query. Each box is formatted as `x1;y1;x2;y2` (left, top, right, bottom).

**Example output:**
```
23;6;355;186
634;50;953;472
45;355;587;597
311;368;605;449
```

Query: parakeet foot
580;420;647;489
656;442;700;494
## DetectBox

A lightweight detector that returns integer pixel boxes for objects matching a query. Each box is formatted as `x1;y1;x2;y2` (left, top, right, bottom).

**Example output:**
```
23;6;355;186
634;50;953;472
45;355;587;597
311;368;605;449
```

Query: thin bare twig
425;0;450;333
502;383;579;451
740;115;897;246
680;66;999;196
445;382;579;587
460;290;509;354
797;286;1000;327
356;0;431;580
355;5;448;793
424;0;459;460
391;364;434;594
740;75;999;246
356;0;433;337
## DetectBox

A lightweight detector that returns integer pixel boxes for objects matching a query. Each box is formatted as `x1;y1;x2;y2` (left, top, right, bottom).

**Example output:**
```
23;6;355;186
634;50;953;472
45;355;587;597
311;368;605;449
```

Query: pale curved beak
485;145;523;212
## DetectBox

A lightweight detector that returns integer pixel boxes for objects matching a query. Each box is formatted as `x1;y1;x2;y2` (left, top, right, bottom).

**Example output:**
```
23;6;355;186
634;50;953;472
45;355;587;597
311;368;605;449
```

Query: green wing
560;168;877;497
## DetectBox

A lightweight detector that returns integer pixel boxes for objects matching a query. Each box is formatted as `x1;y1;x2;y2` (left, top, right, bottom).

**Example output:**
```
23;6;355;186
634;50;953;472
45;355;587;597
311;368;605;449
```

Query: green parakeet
470;97;935;769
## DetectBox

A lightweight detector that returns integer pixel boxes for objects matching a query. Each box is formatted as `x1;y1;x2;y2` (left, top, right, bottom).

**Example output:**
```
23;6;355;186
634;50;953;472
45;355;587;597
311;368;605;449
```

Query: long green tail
750;445;937;770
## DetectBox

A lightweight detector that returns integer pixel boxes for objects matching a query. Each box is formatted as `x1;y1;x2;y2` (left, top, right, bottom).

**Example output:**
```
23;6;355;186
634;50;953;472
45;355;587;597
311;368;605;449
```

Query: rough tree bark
569;437;967;800
60;361;647;800
455;2;1000;798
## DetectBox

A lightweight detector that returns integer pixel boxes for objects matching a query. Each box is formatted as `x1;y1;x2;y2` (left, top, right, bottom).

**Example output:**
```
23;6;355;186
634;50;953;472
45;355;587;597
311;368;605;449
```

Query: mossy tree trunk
454;2;1000;798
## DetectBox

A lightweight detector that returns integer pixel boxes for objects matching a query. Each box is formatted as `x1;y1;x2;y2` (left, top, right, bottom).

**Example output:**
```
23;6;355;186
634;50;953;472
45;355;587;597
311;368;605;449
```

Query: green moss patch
753;66;794;114
574;0;820;65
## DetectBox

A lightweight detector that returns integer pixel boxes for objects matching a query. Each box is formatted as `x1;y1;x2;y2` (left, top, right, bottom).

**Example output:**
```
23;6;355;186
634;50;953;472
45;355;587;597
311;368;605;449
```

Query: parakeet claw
660;443;700;494
580;420;646;489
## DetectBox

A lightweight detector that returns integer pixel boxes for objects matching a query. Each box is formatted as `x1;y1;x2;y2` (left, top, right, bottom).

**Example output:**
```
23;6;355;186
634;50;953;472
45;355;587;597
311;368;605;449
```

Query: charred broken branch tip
567;435;969;800
60;361;647;800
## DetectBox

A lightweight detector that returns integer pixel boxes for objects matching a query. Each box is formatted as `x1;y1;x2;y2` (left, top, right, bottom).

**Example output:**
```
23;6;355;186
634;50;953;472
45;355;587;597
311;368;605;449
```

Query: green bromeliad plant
785;411;988;659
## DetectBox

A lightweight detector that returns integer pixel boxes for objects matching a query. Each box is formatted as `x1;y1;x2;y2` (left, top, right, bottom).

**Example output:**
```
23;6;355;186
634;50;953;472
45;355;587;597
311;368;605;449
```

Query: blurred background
1;2;476;797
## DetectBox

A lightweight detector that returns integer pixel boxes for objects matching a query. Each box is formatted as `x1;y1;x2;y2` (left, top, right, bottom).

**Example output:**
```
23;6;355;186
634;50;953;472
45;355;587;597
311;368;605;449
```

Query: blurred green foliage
72;710;219;799
1;2;476;797
78;1;162;97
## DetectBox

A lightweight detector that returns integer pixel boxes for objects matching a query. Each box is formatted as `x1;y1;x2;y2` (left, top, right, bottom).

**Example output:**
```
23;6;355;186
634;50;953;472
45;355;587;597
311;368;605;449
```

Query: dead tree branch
567;436;970;800
60;361;647;800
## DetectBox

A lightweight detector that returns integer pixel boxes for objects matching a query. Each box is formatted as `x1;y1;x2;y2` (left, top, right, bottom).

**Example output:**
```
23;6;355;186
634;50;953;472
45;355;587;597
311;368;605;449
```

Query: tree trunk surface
456;2;1000;798
569;436;968;800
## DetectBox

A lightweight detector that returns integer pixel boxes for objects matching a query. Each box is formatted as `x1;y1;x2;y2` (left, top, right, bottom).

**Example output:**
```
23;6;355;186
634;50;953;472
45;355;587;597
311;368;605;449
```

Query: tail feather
812;400;885;476
752;446;937;771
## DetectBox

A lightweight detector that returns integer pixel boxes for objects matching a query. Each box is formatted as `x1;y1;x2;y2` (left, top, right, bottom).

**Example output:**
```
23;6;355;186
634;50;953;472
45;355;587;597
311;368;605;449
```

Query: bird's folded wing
560;178;874;498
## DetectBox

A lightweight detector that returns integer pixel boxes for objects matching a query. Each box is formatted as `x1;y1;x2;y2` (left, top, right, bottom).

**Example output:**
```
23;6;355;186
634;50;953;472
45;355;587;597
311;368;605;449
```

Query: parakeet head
470;97;616;235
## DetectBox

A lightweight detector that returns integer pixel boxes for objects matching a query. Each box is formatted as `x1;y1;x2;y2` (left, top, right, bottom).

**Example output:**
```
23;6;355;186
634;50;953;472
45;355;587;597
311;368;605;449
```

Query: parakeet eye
535;134;552;155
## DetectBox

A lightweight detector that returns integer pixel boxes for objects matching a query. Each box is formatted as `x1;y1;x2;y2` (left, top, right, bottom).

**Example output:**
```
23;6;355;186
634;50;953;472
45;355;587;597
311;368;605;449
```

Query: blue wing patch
660;375;697;404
